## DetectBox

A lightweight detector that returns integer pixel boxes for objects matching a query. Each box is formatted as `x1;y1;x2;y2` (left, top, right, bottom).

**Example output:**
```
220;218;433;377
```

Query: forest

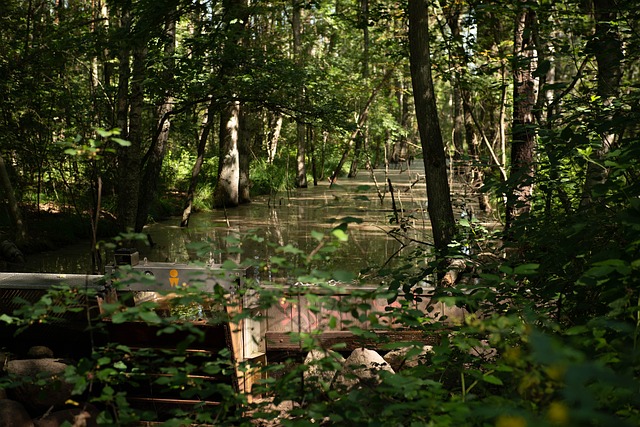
0;0;639;426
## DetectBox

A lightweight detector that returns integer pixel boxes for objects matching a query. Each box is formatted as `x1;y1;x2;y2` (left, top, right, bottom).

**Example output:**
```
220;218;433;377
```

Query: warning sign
169;269;179;287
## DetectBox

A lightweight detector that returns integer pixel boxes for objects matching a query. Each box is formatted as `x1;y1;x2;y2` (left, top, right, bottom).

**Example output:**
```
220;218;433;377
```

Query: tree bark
114;6;142;232
293;1;308;188
213;101;241;208
505;3;538;231
239;106;255;204
580;0;623;207
213;0;249;208
408;0;456;252
0;153;26;245
266;111;282;164
181;102;216;227
135;14;176;232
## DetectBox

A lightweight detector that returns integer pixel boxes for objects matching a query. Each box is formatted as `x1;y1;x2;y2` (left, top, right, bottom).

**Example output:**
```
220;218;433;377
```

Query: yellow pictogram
169;269;179;287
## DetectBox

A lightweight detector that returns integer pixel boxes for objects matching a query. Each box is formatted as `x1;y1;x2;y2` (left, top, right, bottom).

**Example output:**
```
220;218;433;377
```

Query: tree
135;11;177;232
213;0;249;209
505;1;539;231
407;0;455;252
0;153;26;245
293;1;308;188
580;0;623;207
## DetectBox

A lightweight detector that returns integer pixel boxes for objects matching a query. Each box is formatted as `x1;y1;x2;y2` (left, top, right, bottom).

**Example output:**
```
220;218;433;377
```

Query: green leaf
331;228;348;242
111;137;131;147
514;264;539;275
278;244;304;255
482;374;503;385
565;325;589;336
0;314;15;324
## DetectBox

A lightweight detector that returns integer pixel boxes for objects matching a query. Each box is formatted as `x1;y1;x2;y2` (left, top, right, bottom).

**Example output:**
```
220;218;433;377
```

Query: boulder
5;359;74;412
26;347;54;360
0;240;25;263
334;348;394;390
303;349;344;390
469;340;497;361
383;345;433;371
0;399;34;427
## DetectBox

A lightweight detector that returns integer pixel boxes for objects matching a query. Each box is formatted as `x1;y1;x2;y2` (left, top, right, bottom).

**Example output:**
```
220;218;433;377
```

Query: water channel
22;161;462;279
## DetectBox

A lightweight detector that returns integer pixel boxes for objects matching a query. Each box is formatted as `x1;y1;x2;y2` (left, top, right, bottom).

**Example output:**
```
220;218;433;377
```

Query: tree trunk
293;1;307;188
239;106;255;204
114;7;141;232
442;0;464;158
213;0;248;208
580;0;623;207
0;153;26;245
266;111;282;163
213;101;241;208
181;102;216;227
408;0;456;253
505;3;538;231
135;15;176;232
391;74;410;163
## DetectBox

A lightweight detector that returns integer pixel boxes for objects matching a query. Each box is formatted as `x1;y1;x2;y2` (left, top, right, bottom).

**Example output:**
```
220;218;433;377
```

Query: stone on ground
334;348;394;390
383;345;433;371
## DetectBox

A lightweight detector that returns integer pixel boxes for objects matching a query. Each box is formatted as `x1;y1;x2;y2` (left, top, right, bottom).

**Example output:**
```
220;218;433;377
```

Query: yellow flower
547;401;569;425
496;415;527;427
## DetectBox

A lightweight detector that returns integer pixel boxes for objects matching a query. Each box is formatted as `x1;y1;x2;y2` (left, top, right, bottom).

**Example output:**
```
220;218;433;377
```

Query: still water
23;163;436;277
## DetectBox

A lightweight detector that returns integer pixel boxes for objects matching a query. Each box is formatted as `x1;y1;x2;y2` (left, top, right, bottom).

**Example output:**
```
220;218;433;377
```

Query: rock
5;359;74;412
469;340;497;361
383;345;433;371
26;347;54;359
0;399;34;427
303;349;344;390
0;240;25;263
34;405;99;427
334;348;394;390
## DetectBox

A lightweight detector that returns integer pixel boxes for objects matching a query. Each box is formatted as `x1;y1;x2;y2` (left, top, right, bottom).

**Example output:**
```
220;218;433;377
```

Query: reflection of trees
268;208;285;247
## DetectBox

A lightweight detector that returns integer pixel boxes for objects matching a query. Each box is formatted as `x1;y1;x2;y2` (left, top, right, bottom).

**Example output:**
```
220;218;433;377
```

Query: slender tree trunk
293;1;307;188
135;15;176;232
239;106;255;204
330;69;394;185
114;7;141;232
349;0;372;179
505;3;538;231
442;1;464;158
181;102;216;227
581;0;622;207
391;74;410;163
408;0;455;252
0;153;26;245
266;112;282;163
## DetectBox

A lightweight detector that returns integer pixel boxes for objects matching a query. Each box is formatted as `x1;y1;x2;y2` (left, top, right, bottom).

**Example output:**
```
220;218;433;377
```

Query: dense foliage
0;0;639;426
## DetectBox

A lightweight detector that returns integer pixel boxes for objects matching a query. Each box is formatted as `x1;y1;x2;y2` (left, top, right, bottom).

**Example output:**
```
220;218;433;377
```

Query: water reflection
23;164;434;277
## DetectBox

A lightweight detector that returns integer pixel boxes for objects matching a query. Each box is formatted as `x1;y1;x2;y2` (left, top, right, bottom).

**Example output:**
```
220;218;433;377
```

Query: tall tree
408;0;456;252
135;11;177;232
114;3;141;232
213;0;249;208
0;153;26;245
505;1;539;230
293;1;308;188
580;0;623;207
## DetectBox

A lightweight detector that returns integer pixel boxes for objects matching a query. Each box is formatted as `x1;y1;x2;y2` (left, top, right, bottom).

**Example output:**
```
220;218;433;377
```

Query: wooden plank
265;330;440;352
